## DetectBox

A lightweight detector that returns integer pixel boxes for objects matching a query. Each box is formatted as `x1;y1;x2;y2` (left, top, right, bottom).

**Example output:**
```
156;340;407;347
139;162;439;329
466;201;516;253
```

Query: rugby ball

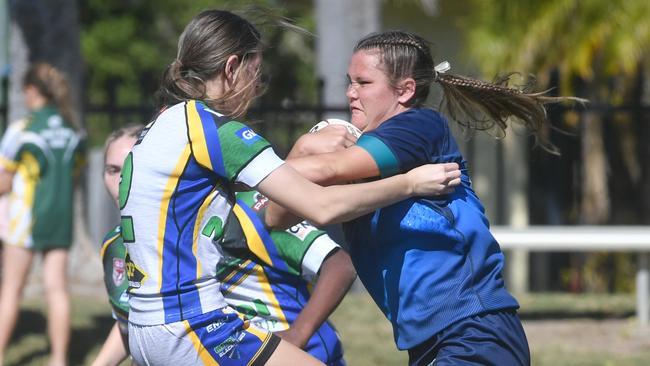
309;118;362;138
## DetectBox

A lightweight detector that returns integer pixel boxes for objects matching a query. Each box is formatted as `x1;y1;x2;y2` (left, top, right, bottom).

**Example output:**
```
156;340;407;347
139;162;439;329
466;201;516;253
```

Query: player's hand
275;327;310;349
406;162;461;196
289;125;357;158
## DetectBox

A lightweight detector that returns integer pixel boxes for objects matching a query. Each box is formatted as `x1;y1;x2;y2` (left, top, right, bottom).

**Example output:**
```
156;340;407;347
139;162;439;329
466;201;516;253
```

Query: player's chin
350;113;367;131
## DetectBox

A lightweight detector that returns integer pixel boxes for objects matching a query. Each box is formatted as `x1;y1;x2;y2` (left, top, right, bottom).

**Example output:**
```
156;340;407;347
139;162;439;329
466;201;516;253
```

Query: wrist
402;172;414;197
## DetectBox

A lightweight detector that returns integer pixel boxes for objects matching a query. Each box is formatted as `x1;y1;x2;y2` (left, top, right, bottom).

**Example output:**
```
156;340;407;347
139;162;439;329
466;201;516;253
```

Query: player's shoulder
102;225;122;245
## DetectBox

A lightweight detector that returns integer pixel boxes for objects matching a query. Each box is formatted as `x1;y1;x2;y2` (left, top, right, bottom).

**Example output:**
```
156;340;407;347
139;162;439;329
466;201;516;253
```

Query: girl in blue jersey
123;11;461;366
274;31;579;366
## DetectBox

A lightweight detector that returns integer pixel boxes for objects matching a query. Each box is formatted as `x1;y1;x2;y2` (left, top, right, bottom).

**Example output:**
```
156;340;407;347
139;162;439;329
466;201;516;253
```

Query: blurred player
0;63;84;366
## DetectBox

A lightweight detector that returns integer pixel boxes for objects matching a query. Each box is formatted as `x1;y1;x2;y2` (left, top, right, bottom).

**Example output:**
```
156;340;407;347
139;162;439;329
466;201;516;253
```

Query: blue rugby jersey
217;191;346;365
349;108;519;350
120;100;284;325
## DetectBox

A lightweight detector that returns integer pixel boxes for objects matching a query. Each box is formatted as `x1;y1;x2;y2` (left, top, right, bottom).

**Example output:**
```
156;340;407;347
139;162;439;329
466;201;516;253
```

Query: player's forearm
285;154;339;185
90;322;129;366
263;156;340;229
258;164;416;227
289;250;357;342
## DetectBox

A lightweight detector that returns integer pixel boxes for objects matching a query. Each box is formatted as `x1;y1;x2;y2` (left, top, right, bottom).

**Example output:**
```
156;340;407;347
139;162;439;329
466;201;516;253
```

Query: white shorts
129;307;280;366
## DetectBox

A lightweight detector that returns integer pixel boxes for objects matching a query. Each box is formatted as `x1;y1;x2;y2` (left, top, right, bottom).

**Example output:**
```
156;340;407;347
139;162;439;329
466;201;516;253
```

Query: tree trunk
580;111;609;224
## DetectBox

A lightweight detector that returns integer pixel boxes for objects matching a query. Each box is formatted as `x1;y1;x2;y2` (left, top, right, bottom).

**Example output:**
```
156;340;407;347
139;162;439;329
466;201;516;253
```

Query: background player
91;124;143;366
0;63;84;366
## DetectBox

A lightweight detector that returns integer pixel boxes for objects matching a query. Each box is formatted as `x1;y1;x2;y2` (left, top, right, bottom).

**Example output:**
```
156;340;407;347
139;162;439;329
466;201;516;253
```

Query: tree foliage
80;0;318;107
463;0;650;95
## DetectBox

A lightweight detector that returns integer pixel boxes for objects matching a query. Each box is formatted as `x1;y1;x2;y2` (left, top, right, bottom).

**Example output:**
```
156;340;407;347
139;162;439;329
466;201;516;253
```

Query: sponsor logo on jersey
42;115;73;149
125;253;148;290
253;193;268;211
236;127;261;145
47;115;63;128
112;257;126;286
214;330;246;358
288;221;315;241
119;291;129;305
206;320;227;333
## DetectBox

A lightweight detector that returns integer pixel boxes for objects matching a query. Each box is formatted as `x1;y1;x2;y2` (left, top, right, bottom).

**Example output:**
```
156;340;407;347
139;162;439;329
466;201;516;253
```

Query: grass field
4;292;650;365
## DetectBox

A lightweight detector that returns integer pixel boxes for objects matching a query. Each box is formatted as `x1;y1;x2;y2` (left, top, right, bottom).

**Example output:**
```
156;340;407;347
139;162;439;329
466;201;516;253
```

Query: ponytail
436;72;585;152
23;63;81;130
354;30;585;152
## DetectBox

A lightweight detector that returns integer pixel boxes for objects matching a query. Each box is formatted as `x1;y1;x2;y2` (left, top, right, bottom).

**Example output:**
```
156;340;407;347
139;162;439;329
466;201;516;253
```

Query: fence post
637;252;649;326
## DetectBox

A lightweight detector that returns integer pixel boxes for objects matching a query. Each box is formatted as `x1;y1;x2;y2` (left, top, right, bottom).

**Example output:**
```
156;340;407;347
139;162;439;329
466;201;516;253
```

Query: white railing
492;226;650;326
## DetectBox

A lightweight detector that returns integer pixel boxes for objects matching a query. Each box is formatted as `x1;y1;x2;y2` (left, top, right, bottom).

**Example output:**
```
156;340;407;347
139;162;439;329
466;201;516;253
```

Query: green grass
4;292;650;365
4;297;120;366
517;292;636;318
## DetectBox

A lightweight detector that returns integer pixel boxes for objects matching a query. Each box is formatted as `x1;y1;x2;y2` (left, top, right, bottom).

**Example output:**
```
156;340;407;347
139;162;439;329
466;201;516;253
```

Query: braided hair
354;30;583;151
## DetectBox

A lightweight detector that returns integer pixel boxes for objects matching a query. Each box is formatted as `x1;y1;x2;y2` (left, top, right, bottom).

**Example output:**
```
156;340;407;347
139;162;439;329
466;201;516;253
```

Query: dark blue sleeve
356;110;447;176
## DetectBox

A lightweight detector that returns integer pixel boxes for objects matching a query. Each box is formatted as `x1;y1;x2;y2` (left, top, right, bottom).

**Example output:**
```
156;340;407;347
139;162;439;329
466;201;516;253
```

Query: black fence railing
2;78;650;227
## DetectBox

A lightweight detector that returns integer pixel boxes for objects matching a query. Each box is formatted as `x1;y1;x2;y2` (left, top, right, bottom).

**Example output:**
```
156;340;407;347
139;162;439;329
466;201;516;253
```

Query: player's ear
397;78;416;105
224;55;240;84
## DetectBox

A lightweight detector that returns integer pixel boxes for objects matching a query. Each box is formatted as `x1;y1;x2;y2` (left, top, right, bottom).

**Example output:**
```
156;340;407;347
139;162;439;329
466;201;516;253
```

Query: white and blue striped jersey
120;100;284;325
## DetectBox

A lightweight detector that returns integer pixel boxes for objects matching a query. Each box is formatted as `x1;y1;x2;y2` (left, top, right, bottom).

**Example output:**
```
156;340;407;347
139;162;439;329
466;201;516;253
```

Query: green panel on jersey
271;225;325;276
121;216;135;243
235;190;325;277
101;226;130;317
217;121;271;181
118;153;133;209
202;216;224;241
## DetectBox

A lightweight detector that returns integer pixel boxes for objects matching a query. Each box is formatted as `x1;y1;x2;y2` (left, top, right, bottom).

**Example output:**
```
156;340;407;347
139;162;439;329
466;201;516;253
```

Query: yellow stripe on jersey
244;322;269;342
231;205;273;266
7;199;27;240
221;262;255;296
157;145;191;292
11;153;40;247
221;259;254;287
192;189;219;279
255;264;289;328
0;156;18;172
186;100;213;171
100;231;121;259
183;320;220;366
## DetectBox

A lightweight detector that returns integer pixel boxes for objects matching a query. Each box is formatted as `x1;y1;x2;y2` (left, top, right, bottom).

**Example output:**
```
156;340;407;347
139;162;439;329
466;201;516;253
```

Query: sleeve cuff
236;147;285;187
301;234;340;279
356;134;400;178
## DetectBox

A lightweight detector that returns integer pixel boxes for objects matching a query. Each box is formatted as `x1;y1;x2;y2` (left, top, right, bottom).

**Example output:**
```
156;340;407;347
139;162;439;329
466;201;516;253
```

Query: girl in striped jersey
121;10;461;366
92;125;355;366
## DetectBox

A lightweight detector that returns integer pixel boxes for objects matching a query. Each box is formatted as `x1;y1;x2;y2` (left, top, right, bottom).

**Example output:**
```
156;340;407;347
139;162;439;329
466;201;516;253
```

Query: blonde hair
103;123;144;163
23;63;80;130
